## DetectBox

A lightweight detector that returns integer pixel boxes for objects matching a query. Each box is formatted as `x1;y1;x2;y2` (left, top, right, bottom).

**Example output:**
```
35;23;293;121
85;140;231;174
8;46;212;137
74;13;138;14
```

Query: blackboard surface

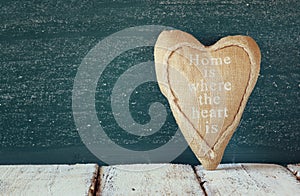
0;0;299;165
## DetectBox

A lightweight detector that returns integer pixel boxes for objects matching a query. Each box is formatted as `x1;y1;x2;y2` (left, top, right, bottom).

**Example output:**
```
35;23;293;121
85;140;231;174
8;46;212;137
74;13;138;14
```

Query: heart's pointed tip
197;151;224;170
201;161;220;171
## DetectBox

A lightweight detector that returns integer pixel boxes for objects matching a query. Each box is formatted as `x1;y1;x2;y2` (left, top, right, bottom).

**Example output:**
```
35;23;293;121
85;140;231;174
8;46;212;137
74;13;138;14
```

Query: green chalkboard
0;0;299;166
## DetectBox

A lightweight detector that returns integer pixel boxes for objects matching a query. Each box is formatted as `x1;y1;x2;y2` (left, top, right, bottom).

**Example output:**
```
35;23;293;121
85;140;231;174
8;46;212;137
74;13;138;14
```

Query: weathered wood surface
0;164;98;196
99;163;300;195
0;0;299;165
288;164;300;180
99;164;205;196
195;163;300;196
1;163;300;195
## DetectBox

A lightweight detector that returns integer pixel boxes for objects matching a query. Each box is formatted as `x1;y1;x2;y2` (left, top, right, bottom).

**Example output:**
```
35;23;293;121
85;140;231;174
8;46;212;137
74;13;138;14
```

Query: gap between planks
1;163;299;196
287;164;300;180
97;163;300;196
194;163;300;196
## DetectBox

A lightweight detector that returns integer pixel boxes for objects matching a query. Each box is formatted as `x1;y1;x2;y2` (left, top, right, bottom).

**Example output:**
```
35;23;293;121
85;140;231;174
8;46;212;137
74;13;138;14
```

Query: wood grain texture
195;163;300;195
0;0;299;164
288;164;300;180
0;164;98;195
0;163;300;195
99;164;205;196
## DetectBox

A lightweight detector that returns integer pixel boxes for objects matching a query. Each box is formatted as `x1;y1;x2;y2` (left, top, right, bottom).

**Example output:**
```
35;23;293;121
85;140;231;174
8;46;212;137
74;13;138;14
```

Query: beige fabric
154;30;261;170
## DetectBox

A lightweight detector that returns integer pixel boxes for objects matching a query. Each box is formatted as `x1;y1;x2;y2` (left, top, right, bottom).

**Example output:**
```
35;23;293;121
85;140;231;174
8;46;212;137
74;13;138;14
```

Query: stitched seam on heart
165;46;225;151
161;40;258;159
212;42;257;152
162;42;215;159
167;53;214;158
205;44;251;148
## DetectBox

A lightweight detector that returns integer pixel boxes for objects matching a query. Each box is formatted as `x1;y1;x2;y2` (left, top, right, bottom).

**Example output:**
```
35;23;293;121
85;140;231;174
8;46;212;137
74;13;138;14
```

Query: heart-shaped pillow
154;30;261;170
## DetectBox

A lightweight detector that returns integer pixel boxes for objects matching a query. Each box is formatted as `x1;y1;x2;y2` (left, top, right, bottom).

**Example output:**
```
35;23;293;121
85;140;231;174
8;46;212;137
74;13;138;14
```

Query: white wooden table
0;163;299;196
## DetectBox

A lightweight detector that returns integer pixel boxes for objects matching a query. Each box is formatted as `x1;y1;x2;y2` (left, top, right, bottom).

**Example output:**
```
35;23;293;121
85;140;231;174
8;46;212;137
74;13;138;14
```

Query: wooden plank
0;164;98;196
99;164;205;196
195;163;300;195
287;164;300;180
0;0;299;166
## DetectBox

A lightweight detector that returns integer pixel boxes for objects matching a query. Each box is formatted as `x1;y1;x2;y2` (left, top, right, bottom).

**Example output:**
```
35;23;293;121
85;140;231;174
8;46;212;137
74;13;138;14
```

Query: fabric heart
154;30;260;170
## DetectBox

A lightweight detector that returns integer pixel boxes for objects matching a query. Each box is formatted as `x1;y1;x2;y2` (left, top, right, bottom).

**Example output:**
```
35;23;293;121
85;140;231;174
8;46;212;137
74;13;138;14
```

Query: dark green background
0;0;299;165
